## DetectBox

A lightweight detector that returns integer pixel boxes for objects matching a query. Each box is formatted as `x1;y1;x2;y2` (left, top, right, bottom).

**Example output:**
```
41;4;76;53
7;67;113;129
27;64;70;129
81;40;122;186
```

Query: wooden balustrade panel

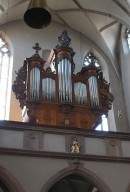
23;102;101;129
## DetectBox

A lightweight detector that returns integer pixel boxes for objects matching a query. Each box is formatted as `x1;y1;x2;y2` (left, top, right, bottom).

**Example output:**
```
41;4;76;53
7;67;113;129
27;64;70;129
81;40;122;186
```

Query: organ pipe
88;76;99;107
30;67;40;99
42;78;56;100
74;82;87;104
58;59;72;102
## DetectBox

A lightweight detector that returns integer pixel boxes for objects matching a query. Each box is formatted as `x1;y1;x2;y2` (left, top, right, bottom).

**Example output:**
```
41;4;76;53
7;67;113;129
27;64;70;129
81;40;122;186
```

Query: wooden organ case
12;31;114;129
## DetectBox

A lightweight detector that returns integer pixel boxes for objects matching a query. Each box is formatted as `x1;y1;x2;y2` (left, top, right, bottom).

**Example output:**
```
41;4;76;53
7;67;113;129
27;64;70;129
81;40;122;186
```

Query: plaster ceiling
0;0;129;67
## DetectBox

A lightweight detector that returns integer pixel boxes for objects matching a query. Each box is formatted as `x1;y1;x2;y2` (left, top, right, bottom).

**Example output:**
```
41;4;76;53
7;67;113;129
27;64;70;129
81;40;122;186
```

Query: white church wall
0;154;130;192
121;140;130;157
85;137;106;155
0;122;129;192
108;66;129;132
43;134;66;152
0;129;23;149
118;26;130;129
102;23;120;63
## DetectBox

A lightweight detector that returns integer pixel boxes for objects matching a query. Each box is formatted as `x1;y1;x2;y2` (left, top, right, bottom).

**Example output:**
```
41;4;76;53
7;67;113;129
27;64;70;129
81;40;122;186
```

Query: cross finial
33;43;41;54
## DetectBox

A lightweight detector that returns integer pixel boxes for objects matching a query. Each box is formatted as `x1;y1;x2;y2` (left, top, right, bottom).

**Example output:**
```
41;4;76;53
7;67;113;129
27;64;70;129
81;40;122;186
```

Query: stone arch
40;165;111;192
126;183;130;192
0;165;25;192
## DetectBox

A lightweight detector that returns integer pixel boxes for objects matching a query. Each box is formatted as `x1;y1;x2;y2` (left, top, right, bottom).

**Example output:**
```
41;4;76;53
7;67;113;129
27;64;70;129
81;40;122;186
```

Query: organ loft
12;31;114;129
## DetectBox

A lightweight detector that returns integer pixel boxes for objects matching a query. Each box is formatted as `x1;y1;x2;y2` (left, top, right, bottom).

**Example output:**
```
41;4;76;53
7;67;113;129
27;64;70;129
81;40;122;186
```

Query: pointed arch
0;166;25;192
83;49;109;81
126;183;130;192
40;165;111;192
83;51;100;68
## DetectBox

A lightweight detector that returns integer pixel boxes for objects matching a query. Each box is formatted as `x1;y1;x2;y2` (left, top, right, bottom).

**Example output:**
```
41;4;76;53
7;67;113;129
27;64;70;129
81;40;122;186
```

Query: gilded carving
71;138;80;154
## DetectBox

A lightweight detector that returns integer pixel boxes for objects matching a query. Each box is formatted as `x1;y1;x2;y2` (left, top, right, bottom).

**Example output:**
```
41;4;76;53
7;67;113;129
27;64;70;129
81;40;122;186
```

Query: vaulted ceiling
0;0;129;68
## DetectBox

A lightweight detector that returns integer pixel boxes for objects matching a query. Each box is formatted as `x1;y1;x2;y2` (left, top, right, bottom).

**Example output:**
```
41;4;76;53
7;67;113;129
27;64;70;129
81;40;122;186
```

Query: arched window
125;28;130;49
84;51;109;131
83;51;100;68
95;115;109;131
0;35;12;120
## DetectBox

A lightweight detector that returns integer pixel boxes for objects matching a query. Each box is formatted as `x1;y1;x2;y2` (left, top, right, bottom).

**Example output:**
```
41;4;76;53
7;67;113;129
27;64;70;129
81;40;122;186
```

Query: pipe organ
12;31;114;129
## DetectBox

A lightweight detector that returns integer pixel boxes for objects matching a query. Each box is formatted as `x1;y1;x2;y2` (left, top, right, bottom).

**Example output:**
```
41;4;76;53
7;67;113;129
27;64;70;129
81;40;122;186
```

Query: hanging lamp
24;0;51;29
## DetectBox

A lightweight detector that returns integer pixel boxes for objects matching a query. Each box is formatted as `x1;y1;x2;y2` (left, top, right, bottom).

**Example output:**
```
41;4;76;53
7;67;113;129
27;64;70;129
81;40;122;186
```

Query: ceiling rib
99;21;118;32
51;10;70;28
56;9;125;26
72;0;84;10
0;5;5;13
72;0;120;78
56;8;80;12
125;0;130;8
0;0;28;19
111;0;130;17
72;0;95;24
72;0;118;34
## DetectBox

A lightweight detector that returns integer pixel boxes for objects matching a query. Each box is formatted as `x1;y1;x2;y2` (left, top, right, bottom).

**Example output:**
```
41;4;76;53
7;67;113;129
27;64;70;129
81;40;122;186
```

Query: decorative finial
33;43;41;54
56;30;71;48
89;52;97;66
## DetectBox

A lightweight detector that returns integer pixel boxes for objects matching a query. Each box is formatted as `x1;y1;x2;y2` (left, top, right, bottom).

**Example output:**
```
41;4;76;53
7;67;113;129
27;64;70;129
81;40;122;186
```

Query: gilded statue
71;138;80;154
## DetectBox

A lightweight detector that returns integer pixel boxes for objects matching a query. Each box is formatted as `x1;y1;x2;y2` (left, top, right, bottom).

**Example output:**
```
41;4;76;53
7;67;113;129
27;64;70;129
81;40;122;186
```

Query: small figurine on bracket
71;138;80;154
